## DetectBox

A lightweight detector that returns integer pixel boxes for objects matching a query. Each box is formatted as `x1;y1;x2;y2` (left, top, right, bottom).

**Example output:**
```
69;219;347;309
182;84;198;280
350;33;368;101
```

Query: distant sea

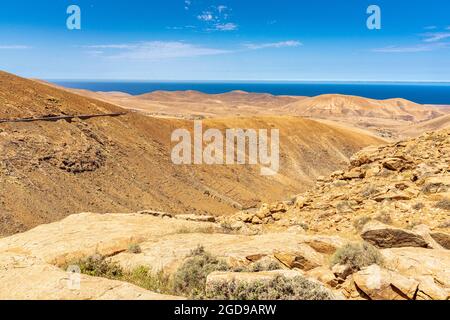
52;81;450;105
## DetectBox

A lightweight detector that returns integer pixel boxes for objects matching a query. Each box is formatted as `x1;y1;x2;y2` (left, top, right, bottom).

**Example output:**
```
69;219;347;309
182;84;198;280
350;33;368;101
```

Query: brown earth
0;71;384;236
51;83;449;140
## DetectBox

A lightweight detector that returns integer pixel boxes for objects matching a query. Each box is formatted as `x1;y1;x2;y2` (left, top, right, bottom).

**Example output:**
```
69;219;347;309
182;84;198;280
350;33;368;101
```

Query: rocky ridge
229;129;450;236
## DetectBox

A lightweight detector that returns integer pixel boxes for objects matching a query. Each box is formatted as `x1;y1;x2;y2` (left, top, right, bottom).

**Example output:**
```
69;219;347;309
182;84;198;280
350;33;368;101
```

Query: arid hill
0;71;383;236
284;94;443;122
51;83;448;139
0;126;448;300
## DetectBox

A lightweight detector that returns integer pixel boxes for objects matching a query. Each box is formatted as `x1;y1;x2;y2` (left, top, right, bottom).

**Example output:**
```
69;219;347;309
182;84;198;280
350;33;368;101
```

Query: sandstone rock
412;225;445;250
175;214;216;223
430;232;450;250
372;191;412;202
361;221;429;248
415;276;449;300
0;252;182;300
382;157;412;171
306;267;338;287
246;254;266;262
251;216;263;224
302;236;347;255
274;244;325;271
381;247;450;288
353;265;419;300
343;168;365;180
332;264;353;281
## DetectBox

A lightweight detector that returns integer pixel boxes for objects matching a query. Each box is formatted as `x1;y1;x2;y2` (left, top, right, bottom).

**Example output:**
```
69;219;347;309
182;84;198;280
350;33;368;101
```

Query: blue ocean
52;81;450;105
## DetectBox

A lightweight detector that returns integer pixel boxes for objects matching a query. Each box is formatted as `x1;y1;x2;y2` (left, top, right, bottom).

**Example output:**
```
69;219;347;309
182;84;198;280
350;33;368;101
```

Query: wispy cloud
184;0;191;10
195;4;237;32
424;26;437;30
422;32;450;42
84;41;229;60
0;45;31;49
197;11;215;22
372;42;448;53
244;40;302;50
213;22;238;31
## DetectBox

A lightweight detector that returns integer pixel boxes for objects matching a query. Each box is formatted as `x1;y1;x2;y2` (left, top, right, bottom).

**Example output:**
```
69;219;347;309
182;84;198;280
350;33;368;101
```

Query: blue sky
0;0;449;81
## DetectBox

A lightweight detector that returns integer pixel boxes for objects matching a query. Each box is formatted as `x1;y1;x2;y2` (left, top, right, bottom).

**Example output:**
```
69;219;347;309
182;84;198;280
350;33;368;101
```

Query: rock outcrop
231;129;450;239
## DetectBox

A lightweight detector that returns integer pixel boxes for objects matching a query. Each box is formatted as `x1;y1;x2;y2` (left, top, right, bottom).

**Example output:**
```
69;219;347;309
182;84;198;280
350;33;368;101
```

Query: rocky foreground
0;129;449;300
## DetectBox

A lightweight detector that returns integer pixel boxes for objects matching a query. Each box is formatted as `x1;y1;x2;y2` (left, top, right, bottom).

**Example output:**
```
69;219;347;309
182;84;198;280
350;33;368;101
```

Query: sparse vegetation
66;254;123;278
121;266;172;294
248;259;282;272
205;275;335;300
331;242;383;271
360;185;379;198
434;199;450;211
412;202;425;210
353;216;371;231
175;225;217;234
172;246;230;298
422;182;447;194
127;243;142;254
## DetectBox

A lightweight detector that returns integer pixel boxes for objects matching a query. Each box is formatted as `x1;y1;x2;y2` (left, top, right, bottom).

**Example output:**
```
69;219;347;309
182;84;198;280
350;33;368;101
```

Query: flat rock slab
361;221;429;249
0;252;182;300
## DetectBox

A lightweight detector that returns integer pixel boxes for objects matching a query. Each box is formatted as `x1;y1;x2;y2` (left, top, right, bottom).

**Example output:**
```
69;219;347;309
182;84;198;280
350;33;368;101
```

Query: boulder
306;267;338;287
381;247;450;288
382;157;412;171
361;221;429;248
302;236;347;255
332;264;353;281
274;244;325;271
415;276;449;300
0;252;183;300
352;265;419;300
412;225;445;250
430;232;450;250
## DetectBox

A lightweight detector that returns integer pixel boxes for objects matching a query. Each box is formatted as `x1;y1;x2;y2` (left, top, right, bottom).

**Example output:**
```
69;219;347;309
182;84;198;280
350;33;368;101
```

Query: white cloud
184;0;191;10
372;42;448;53
83;44;134;49
88;41;229;60
197;11;215;22
244;40;302;50
214;23;238;31
424;26;437;30
217;5;227;13
422;32;450;42
0;45;31;49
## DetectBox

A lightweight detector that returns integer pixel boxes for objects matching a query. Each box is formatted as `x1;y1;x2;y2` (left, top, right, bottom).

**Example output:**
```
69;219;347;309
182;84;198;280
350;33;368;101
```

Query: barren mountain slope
0;71;384;236
400;114;450;137
284;94;443;122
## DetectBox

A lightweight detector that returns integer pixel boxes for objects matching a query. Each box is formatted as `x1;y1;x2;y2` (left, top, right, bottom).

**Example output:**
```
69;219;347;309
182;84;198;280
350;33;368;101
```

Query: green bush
331;242;383;271
172;246;230;298
127;243;142;254
122;266;172;294
434;199;450;211
206;275;335;300
69;254;123;278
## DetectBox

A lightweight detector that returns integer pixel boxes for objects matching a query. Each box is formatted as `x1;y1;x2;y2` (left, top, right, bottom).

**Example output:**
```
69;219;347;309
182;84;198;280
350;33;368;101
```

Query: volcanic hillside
0;71;384;236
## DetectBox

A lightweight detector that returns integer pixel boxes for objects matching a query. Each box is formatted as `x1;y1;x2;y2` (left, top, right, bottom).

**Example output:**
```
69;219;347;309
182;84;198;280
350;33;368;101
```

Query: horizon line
45;78;450;84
